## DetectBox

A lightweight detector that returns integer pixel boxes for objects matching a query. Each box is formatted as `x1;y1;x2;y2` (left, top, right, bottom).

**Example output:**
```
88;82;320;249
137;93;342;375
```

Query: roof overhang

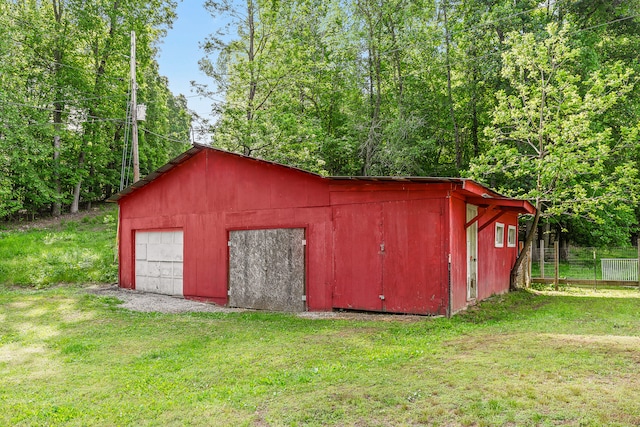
466;196;536;215
464;195;535;231
329;176;467;184
455;180;535;230
460;180;535;215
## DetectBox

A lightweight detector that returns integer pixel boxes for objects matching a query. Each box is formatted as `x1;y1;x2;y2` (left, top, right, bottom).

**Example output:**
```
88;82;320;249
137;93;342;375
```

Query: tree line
0;0;191;219
199;0;640;247
1;0;639;249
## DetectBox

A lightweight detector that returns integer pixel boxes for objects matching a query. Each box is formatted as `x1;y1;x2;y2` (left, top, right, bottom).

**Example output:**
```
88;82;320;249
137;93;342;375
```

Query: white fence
601;259;639;282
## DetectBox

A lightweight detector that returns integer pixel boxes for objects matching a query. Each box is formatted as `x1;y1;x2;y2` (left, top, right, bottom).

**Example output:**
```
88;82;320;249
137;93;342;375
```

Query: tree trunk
510;200;541;290
51;0;65;217
244;0;256;156
543;221;551;248
70;151;85;214
442;3;462;170
470;65;480;157
71;180;81;214
52;133;62;217
363;5;382;176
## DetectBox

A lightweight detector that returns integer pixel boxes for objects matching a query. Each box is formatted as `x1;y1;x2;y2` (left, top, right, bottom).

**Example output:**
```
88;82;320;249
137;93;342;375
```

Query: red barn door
332;204;384;311
333;200;445;314
382;200;443;314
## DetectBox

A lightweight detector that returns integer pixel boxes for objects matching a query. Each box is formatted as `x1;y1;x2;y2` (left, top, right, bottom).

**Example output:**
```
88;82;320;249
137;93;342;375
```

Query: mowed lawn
1;286;639;426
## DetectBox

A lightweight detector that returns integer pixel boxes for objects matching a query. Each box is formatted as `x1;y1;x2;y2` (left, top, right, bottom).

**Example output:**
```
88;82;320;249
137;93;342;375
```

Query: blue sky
156;1;221;123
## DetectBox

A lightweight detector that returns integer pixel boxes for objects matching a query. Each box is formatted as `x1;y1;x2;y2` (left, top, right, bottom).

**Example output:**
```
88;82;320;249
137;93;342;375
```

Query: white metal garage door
135;230;183;296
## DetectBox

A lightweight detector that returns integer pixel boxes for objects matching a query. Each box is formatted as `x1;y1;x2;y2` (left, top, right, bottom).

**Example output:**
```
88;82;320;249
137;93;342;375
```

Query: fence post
593;249;597;290
637;245;640;291
527;243;532;288
540;239;545;279
554;241;559;291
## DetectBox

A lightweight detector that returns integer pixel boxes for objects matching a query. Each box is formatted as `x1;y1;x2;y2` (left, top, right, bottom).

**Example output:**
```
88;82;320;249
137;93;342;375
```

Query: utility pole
131;31;140;183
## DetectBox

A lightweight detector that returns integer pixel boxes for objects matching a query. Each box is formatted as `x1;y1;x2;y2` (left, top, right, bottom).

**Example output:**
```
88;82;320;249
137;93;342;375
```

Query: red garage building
110;144;534;316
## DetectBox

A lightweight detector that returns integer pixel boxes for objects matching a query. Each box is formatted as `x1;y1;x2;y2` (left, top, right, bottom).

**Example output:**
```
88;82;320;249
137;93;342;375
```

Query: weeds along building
109;144;535;316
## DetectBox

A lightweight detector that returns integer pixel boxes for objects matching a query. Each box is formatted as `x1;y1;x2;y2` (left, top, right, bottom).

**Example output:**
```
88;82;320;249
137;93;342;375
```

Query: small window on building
507;225;517;248
495;222;505;247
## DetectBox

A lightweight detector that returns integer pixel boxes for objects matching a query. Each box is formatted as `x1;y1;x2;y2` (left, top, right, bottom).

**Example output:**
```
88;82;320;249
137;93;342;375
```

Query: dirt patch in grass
543;333;640;347
298;310;427;322
2;205;109;232
534;287;640;298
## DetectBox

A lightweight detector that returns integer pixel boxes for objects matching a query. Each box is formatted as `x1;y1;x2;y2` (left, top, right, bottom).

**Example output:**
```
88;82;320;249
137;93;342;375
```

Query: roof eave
466;196;536;215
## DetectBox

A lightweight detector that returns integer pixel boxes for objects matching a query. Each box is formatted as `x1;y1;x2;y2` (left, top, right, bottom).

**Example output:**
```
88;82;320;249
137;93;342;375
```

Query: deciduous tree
469;23;638;286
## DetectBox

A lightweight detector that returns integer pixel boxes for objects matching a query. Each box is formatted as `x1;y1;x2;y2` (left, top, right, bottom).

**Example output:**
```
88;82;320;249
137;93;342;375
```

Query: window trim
495;222;505;248
507;225;517;248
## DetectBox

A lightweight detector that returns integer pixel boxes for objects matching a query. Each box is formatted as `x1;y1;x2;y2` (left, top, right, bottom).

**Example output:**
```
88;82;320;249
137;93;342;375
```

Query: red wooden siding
115;145;532;316
332;198;449;315
118;149;333;308
476;213;519;301
448;198;521;314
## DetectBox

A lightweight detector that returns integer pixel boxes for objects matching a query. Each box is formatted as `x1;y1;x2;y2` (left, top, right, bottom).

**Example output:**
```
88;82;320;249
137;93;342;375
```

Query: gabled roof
108;143;323;202
107;143;535;215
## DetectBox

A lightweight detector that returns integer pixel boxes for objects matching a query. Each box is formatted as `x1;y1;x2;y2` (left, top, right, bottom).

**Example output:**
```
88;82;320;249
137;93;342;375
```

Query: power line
0;100;127;124
5;34;128;84
140;127;190;145
1;99;120;115
449;3;554;36
0;118;126;130
114;9;640;120
334;11;640;78
51;94;127;104
198;8;640;115
574;13;640;34
121;86;133;191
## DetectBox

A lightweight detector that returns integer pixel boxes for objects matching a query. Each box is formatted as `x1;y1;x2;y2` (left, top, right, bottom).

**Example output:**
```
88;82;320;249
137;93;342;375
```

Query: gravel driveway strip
85;284;244;314
85;284;426;321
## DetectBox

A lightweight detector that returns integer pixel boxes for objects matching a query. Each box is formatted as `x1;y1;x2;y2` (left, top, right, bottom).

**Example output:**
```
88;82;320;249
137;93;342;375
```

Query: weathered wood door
228;228;306;311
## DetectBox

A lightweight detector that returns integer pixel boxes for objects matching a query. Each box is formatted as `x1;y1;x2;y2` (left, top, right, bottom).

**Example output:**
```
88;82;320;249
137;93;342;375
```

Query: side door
382;200;443;314
466;205;478;300
332;204;384;311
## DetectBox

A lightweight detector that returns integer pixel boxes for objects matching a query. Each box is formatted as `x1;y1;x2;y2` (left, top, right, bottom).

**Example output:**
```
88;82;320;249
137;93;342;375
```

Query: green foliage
469;23;639;246
199;1;640;246
0;0;189;218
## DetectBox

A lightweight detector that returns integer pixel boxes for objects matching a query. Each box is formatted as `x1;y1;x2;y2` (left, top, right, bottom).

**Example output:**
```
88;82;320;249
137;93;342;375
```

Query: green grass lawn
0;205;118;286
2;213;639;425
1;285;639;426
